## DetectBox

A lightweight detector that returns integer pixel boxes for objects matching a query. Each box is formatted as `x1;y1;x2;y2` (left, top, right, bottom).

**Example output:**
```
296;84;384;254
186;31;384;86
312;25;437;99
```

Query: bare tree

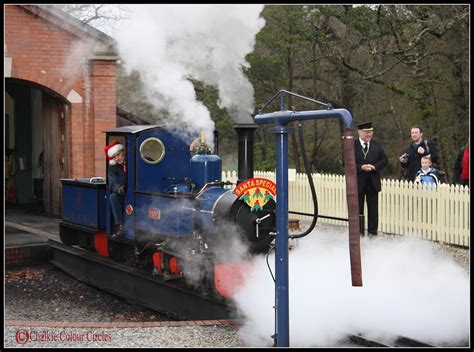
56;4;130;36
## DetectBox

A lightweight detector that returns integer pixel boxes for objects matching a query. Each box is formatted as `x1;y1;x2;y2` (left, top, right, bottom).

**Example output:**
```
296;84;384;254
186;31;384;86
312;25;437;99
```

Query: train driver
105;142;127;237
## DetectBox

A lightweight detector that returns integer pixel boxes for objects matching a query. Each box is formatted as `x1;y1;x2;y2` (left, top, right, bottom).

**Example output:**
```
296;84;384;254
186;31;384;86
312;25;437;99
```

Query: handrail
258;89;331;114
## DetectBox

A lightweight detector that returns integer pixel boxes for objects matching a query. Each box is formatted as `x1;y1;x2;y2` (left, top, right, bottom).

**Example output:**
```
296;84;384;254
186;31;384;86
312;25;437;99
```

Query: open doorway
5;79;69;216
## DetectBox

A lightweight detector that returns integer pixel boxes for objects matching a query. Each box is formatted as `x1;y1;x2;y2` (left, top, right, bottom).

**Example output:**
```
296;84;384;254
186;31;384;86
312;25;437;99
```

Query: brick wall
5;245;52;267
92;60;117;176
5;5;117;178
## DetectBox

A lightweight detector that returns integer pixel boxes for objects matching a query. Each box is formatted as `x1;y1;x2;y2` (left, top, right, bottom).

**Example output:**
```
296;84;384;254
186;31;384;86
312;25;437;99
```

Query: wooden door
42;94;68;215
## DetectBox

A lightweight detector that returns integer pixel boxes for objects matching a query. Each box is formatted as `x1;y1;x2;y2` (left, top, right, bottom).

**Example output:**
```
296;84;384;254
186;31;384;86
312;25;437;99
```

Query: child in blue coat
414;155;441;185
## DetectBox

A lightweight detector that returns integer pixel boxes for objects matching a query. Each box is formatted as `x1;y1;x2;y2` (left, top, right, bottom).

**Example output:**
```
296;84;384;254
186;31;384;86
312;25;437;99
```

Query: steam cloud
115;4;265;144
234;230;469;347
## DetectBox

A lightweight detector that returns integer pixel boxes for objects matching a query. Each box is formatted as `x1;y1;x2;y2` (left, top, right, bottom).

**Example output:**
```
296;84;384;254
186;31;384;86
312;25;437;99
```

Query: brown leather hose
343;128;363;286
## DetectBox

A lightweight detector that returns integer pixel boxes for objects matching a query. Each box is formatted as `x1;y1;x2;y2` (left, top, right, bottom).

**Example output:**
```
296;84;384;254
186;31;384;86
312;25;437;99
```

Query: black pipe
289;122;318;239
288;210;366;230
233;124;258;185
213;130;219;155
289;210;346;222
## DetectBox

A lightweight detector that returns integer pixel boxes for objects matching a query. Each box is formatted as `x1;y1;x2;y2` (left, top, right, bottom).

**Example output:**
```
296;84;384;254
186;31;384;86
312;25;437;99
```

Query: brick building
5;5;119;215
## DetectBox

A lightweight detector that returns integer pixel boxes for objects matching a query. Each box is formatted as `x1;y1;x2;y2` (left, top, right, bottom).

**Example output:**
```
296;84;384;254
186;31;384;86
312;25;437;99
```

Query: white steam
234;230;469;347
60;39;96;111
60;39;95;83
115;4;264;144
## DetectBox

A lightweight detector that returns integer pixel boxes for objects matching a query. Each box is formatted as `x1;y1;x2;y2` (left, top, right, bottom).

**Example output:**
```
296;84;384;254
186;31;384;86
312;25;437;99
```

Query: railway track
346;333;433;347
49;240;237;321
343;333;467;347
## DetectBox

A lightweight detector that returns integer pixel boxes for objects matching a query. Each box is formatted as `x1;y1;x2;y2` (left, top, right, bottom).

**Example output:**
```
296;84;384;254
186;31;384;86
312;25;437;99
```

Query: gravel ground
5;265;172;323
432;242;470;273
4;265;250;348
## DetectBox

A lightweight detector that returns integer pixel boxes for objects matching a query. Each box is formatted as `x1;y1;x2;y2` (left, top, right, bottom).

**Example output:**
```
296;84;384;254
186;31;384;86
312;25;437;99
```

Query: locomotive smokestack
233;123;258;185
213;130;219;155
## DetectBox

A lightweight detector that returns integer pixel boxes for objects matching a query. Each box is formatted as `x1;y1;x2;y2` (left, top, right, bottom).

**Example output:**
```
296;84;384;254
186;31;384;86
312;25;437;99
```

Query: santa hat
104;142;124;165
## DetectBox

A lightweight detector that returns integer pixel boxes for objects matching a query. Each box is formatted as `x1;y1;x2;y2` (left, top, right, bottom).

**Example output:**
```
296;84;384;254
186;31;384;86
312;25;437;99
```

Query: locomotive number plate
148;208;161;220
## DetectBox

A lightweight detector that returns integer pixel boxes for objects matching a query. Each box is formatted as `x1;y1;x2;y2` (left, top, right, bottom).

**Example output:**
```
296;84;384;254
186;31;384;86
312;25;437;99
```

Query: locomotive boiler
59;124;276;297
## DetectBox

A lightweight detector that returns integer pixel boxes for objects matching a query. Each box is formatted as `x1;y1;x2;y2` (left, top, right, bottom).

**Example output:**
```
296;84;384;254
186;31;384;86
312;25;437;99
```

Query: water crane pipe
253;90;362;348
254;108;353;129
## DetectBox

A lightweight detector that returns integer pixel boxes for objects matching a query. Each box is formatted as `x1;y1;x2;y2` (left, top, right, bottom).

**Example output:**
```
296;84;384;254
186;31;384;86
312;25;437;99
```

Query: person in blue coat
354;122;388;237
415;155;441;185
105;142;127;237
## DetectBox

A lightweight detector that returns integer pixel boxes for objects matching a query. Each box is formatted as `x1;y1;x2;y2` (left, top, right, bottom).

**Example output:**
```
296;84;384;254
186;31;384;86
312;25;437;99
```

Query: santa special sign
233;177;277;212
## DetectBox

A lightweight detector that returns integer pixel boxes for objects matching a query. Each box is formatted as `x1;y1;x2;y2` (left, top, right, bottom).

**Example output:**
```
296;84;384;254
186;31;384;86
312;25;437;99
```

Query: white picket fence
222;170;470;247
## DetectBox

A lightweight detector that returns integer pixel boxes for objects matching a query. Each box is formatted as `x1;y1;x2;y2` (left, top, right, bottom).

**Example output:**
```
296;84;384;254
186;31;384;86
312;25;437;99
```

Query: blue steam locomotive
59;124;275;296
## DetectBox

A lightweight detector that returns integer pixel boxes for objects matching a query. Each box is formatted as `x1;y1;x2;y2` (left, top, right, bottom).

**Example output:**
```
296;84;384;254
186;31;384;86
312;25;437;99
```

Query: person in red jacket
452;142;469;187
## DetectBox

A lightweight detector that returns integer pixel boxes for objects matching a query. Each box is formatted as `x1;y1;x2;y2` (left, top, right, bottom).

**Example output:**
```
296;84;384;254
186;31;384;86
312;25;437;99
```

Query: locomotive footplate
49;240;238;320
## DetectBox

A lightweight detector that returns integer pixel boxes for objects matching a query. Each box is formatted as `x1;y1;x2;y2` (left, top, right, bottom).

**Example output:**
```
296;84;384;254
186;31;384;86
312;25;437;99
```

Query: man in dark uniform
105;142;127;237
354;122;388;237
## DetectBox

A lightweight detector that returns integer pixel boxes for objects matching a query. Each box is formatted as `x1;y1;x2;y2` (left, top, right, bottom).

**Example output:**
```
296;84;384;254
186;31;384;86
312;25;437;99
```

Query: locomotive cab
105;125;195;240
103;125;275;253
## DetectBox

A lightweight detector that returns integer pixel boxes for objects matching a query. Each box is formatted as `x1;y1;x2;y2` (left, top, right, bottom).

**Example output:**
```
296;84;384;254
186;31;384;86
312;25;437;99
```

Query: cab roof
104;125;167;134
